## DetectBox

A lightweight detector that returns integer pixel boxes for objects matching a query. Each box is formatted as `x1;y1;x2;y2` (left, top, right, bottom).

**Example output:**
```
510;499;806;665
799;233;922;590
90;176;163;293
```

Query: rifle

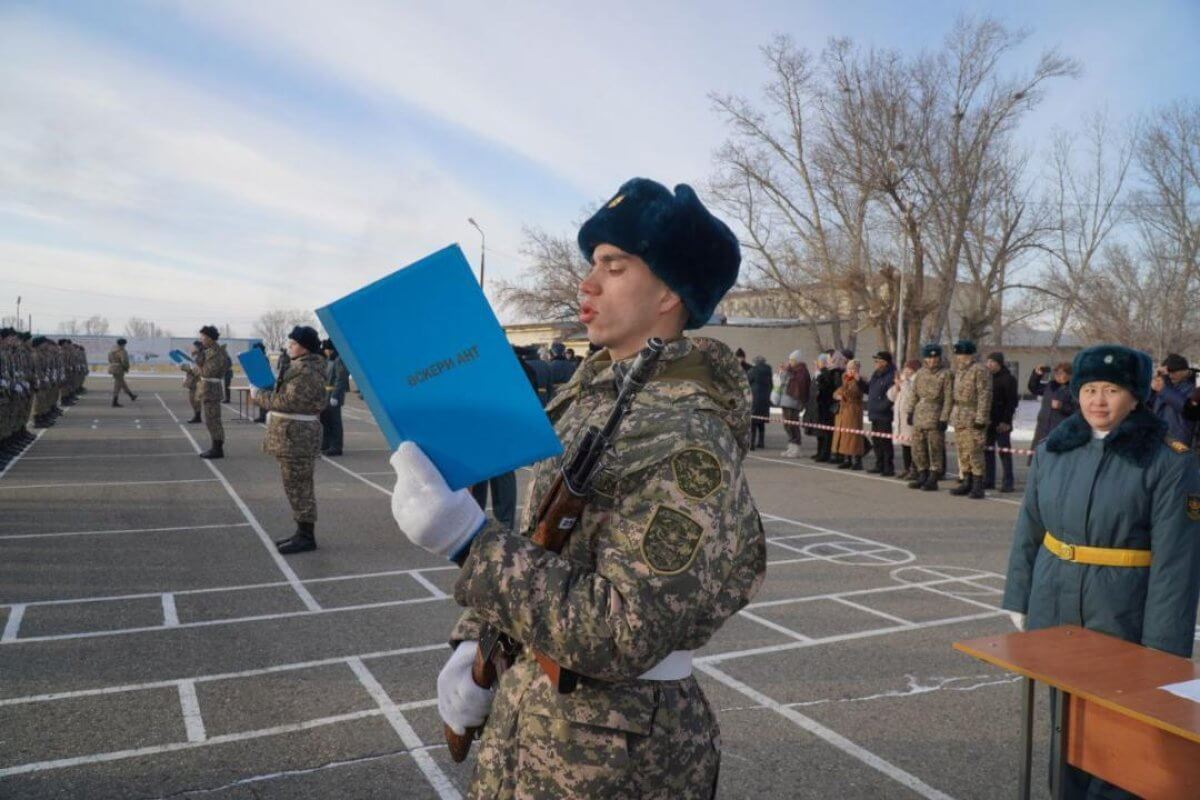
445;337;665;762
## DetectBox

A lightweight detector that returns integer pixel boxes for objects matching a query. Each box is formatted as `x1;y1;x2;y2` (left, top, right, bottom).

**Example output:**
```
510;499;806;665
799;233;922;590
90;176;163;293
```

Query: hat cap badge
1104;355;1114;364
606;194;625;209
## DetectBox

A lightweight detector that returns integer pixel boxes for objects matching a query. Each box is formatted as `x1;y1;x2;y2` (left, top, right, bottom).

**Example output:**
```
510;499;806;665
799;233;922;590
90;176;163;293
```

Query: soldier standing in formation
30;336;65;428
0;328;37;467
319;338;349;457
60;340;88;405
908;343;953;492
253;326;327;554
107;337;138;407
948;340;991;499
390;178;766;798
181;340;203;424
189;326;229;459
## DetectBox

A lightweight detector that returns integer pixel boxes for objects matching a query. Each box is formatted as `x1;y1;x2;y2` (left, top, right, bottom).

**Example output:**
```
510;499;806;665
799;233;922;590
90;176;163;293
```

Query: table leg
1051;688;1069;800
1017;677;1033;800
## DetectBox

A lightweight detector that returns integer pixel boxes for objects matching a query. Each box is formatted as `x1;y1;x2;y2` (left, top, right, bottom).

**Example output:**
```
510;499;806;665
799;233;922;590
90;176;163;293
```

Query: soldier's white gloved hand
329;398;339;407
437;640;494;736
390;441;485;561
1008;612;1025;631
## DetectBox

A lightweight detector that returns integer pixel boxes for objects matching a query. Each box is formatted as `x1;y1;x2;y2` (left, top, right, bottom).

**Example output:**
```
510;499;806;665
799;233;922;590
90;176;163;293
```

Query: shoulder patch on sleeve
670;448;723;500
640;506;705;575
1167;438;1190;455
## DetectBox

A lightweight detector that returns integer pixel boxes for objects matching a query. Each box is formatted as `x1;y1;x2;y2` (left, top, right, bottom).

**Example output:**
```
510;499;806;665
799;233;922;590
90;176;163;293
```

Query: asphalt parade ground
3;376;1195;799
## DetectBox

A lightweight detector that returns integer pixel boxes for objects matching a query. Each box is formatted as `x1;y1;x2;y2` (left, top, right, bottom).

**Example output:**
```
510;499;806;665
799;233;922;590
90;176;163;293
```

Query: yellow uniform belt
1042;531;1152;568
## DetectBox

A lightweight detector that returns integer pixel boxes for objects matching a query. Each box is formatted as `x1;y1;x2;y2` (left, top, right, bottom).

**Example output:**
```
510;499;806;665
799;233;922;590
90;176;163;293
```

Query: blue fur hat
1070;344;1153;402
952;339;977;355
921;343;943;358
578;178;740;330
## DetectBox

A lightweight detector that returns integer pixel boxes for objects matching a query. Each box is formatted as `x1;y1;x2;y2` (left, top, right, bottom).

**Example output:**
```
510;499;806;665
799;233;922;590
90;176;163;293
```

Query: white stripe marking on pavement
178;680;206;742
0;478;219;491
2;605;25;642
161;594;179;627
0;522;251;541
0;428;46;482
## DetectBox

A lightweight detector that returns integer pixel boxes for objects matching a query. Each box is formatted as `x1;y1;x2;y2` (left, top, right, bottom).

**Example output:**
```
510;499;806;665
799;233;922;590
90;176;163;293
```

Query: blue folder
316;244;562;490
237;348;276;389
168;349;193;365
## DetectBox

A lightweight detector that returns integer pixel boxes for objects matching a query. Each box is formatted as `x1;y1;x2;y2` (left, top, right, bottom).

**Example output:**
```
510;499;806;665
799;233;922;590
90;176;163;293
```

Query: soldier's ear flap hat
921;343;942;358
578;177;741;330
116;338;127;346
31;336;47;347
288;325;321;354
1070;345;1153;402
952;339;977;355
199;325;220;340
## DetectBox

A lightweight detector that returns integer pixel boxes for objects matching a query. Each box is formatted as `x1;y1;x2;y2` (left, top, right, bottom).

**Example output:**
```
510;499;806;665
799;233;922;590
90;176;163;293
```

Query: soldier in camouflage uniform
107;338;137;407
0;328;34;466
253;326;327;554
190;325;229;459
391;178;765;799
180;340;203;424
907;343;954;492
947;340;992;499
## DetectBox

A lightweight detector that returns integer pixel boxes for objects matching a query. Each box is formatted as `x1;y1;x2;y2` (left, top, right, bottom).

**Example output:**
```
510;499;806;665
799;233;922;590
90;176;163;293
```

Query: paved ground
1;376;1193;799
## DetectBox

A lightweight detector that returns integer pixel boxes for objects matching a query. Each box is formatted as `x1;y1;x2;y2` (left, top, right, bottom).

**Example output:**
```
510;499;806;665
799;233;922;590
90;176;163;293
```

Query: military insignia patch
1188;495;1200;522
1168;439;1190;455
671;448;723;500
641;506;704;575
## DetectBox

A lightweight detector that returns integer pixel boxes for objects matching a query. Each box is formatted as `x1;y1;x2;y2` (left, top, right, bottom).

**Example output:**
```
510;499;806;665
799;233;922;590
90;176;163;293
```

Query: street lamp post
467;218;486;289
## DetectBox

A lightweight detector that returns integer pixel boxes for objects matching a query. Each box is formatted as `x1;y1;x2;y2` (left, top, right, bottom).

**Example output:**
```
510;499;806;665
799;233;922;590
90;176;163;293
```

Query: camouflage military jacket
107;346;129;376
912;365;953;430
256;352;326;459
950;360;992;430
452;335;766;683
196;344;228;380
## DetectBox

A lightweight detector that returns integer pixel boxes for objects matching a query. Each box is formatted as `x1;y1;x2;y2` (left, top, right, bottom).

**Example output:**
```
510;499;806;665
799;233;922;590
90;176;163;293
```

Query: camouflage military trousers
911;428;945;474
202;393;224;443
471;661;719;800
112;373;134;400
188;385;202;415
954;426;986;474
278;457;316;523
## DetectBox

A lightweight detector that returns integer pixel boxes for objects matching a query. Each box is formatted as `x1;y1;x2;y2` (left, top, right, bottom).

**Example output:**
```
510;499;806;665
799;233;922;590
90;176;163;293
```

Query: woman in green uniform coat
1003;344;1200;799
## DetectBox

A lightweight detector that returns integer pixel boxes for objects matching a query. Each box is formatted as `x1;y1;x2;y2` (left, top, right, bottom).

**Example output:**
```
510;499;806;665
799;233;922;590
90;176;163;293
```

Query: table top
955;626;1200;744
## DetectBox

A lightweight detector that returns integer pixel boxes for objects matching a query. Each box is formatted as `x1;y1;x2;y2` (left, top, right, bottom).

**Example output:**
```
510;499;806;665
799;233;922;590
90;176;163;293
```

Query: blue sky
1;0;1197;334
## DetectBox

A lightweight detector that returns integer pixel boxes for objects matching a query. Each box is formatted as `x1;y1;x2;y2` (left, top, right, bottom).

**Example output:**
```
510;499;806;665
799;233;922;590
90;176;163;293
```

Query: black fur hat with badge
577;178;741;330
1069;344;1153;403
288;325;321;354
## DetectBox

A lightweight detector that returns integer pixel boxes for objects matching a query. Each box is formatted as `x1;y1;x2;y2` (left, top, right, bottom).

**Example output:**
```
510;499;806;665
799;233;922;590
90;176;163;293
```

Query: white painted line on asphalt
410;570;449;599
157;394;321;613
831;596;915;627
737;610;813;642
0;522;252;542
697;662;958;800
20;451;201;461
0;478;219;491
2;604;25;642
348;657;461;800
0;428;46;482
178;680;206;742
162;594;179;627
320;453;391;494
0;643;448;708
746;575;999;610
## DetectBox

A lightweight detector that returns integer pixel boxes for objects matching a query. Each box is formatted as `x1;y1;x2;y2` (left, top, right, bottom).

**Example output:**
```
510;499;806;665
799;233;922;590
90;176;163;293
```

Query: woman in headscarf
1003;345;1200;800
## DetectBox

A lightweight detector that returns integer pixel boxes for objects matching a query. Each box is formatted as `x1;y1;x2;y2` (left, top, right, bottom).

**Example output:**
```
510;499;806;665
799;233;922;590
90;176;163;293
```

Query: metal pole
467;218;486;289
1017;677;1034;800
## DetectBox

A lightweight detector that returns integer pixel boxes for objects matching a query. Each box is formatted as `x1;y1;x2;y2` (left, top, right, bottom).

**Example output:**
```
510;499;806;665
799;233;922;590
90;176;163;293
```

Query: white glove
330;397;339;407
249;386;260;399
390;441;485;559
437;641;495;736
1008;612;1025;631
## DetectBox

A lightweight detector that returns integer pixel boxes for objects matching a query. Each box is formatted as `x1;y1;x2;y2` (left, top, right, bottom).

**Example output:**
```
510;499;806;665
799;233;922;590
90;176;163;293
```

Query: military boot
277;522;316;554
921;472;939;491
850;455;864;471
969;474;986;499
112;398;122;408
949;473;972;496
907;470;927;490
188;411;202;424
199;441;224;459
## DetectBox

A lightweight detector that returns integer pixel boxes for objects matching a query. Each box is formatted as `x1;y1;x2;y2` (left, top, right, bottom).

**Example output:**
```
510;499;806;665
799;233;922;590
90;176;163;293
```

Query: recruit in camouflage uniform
107;340;137;406
255;331;326;554
181;341;203;423
0;329;37;465
908;344;954;491
948;340;992;499
193;326;229;458
449;336;767;799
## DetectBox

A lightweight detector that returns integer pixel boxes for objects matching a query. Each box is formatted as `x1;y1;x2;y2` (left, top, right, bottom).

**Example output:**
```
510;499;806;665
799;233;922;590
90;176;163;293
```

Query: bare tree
82;315;110;335
222;323;236;339
58;318;82;335
124;317;170;338
494;225;591;323
252;309;317;351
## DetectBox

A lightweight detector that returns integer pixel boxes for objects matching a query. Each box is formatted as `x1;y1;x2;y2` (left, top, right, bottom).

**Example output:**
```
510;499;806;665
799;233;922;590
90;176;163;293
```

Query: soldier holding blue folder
191;326;229;459
391;178;766;799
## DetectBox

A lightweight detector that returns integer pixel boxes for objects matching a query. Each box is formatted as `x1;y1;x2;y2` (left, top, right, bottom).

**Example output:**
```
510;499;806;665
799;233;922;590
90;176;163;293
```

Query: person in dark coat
320;339;350;456
779;349;810;456
1149;353;1196;447
469;345;531;531
747;356;772;450
1028;361;1075;459
805;353;838;462
866;351;896;475
1003;344;1200;800
984;352;1019;492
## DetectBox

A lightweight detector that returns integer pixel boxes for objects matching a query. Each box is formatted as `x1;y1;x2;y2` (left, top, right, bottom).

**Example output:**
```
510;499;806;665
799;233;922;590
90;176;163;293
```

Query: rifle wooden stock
444;646;498;762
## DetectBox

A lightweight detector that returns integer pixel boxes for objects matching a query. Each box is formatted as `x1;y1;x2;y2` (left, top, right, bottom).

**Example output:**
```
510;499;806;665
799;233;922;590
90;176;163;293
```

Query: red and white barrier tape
751;414;1036;456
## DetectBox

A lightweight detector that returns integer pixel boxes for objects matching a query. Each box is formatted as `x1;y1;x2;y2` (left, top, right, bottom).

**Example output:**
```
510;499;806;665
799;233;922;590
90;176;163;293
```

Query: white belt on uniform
267;411;319;422
637;650;694;681
201;377;224;384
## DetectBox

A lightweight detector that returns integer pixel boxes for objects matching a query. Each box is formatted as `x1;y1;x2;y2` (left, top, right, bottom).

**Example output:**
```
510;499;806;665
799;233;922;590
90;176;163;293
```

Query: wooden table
955;626;1200;799
232;386;255;423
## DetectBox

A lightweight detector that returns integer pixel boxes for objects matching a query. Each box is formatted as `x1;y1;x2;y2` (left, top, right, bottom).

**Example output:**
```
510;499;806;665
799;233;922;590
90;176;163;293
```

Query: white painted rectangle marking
162;594;179;627
2;605;25;642
177;680;206;742
409;571;449;599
